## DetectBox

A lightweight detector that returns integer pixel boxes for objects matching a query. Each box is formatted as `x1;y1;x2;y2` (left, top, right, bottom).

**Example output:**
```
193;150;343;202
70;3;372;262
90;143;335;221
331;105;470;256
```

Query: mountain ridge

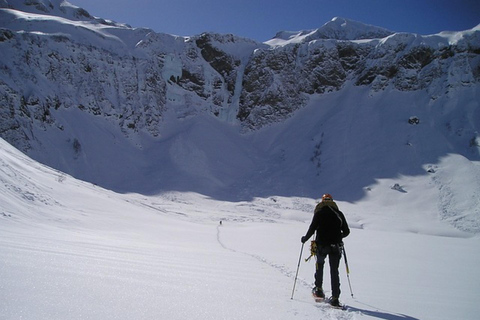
267;17;395;46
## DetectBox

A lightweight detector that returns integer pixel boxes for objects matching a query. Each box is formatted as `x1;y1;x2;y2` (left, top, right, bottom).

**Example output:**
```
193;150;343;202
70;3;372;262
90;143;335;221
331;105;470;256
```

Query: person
301;193;350;307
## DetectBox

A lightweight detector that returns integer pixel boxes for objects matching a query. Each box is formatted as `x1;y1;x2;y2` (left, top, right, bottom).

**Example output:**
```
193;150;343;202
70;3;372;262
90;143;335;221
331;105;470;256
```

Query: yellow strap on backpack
305;240;317;262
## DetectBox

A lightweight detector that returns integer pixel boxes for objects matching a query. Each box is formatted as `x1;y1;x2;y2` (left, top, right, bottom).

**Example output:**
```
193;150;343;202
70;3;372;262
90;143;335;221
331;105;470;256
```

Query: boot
312;287;325;299
329;297;340;307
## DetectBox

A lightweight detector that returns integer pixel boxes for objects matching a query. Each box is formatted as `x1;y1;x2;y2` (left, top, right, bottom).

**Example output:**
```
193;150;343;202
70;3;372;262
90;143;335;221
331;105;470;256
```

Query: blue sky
74;0;480;42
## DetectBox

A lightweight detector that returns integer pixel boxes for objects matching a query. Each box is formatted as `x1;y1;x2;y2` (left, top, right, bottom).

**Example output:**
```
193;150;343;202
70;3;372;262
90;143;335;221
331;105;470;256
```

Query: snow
0;6;149;50
161;54;183;82
1;2;480;319
265;16;480;48
1;132;480;320
265;17;394;46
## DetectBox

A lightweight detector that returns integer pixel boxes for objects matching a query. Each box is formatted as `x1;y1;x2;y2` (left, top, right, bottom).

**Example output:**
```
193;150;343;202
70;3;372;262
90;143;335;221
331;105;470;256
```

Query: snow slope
1;137;479;320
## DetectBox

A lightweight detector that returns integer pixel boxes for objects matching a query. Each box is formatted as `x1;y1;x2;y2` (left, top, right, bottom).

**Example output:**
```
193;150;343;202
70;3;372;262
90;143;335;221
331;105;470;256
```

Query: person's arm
302;212;320;243
340;211;350;238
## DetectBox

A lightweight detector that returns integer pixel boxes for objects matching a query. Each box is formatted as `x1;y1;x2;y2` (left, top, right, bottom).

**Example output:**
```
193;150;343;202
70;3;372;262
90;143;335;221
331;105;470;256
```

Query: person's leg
328;250;342;298
314;247;327;295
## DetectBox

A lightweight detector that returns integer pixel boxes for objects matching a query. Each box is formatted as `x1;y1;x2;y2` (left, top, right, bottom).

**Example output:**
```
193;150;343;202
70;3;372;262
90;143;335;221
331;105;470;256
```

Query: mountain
1;1;479;233
266;17;394;45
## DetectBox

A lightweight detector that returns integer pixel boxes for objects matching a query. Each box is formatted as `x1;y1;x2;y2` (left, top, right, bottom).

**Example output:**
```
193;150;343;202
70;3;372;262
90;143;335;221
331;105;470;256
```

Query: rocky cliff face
1;1;479;151
0;1;263;150
239;24;480;129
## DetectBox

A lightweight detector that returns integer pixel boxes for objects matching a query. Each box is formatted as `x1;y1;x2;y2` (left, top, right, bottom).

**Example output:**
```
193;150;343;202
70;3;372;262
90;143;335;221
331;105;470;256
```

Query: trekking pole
291;242;304;300
342;245;354;298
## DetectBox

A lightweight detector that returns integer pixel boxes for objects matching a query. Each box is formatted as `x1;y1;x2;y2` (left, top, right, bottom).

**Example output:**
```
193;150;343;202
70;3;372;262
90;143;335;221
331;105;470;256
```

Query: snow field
1;141;479;320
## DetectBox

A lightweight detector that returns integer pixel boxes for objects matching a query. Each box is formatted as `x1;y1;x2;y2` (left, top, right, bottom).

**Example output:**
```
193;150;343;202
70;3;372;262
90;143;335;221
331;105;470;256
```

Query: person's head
321;193;333;202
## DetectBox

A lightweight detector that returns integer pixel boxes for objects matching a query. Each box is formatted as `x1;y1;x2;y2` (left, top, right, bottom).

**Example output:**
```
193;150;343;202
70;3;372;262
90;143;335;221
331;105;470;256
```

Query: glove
301;236;307;243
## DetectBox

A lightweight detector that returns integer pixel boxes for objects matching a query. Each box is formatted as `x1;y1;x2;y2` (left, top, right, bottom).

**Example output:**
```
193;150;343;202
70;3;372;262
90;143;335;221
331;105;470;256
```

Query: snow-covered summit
0;0;130;28
315;17;394;40
266;17;394;46
1;0;88;19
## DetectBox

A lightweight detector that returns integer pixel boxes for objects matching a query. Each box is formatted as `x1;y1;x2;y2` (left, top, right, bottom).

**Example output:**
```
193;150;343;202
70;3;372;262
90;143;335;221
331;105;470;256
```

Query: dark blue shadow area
346;299;424;320
347;305;420;320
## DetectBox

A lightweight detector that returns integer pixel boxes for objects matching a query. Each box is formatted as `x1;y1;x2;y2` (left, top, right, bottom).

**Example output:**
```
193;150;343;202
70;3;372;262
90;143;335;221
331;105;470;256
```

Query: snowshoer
301;193;350;307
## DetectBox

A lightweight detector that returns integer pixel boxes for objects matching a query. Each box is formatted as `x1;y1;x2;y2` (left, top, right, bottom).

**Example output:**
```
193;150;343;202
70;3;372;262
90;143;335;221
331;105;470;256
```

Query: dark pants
315;244;342;298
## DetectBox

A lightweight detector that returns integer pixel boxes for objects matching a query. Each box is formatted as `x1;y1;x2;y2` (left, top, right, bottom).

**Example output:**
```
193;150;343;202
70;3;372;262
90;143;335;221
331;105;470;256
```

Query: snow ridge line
216;224;311;289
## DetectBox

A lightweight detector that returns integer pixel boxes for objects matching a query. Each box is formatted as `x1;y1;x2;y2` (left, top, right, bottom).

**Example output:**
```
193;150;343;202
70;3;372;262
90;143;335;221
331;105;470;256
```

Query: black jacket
304;203;350;245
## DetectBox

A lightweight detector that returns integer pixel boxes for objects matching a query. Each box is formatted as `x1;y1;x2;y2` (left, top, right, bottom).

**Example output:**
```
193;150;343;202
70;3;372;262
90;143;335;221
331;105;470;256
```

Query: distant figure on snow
301;193;350;307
